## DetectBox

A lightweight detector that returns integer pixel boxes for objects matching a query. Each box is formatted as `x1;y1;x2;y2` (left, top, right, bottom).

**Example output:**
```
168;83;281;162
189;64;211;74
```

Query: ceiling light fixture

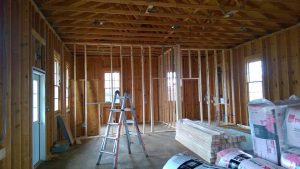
93;19;104;26
171;25;180;30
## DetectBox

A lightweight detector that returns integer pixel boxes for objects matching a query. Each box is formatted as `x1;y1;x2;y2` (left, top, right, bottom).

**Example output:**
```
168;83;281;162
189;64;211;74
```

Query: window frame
245;57;264;102
167;71;177;101
104;72;120;103
54;52;61;112
65;64;70;110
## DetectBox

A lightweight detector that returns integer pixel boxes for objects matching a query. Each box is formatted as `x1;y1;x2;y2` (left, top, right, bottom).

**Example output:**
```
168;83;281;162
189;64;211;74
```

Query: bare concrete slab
37;131;195;169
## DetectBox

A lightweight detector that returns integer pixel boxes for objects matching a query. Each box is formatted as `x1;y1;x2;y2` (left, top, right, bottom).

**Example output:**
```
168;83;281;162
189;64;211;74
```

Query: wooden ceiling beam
58;30;250;40
61;35;242;44
47;16;279;30
45;0;299;15
63;40;230;48
53;24;261;36
42;5;297;23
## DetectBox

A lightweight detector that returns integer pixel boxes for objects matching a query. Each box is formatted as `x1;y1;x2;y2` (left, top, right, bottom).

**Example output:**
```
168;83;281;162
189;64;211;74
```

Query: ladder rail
96;90;148;169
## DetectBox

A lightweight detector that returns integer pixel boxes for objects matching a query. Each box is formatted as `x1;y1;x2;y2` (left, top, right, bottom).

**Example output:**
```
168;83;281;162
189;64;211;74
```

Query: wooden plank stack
175;119;246;163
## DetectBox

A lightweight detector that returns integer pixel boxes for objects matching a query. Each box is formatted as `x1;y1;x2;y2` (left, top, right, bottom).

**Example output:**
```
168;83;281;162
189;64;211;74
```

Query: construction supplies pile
243;95;300;169
215;148;284;169
163;153;227;169
175;119;246;163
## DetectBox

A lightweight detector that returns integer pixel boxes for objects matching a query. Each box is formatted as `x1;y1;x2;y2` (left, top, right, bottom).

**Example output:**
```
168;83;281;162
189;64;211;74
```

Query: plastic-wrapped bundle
283;105;300;148
215;148;252;169
248;99;282;164
238;158;285;169
163;153;227;169
281;147;300;168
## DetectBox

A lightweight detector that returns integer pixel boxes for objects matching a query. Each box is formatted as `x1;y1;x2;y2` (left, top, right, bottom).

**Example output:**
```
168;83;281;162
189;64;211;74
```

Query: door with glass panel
32;71;46;168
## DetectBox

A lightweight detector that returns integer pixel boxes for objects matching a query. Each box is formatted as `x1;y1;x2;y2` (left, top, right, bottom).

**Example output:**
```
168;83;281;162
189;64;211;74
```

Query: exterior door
32;73;41;167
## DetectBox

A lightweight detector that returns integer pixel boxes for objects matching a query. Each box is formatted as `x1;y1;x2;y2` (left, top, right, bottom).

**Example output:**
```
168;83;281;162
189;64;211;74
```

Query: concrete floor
37;125;196;169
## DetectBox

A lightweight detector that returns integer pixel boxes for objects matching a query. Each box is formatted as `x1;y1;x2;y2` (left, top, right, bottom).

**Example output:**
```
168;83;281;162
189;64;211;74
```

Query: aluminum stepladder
96;90;148;168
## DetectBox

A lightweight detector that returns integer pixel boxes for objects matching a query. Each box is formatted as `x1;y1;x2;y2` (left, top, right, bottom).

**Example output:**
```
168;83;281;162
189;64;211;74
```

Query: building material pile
163;153;227;169
175;119;246;163
247;97;300;169
215;148;284;169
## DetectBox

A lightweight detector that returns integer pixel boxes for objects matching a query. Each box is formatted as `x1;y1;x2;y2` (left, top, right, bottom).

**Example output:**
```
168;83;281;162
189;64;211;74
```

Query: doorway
32;69;46;168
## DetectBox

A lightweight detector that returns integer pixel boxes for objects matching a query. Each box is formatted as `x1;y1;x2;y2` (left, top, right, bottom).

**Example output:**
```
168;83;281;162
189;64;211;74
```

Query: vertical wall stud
214;50;220;125
141;46;145;133
188;50;192;78
73;44;77;138
120;46;123;94
149;46;154;132
84;44;87;137
230;49;236;124
175;45;182;120
131;46;134;103
198;50;203;122
206;50;211;124
222;50;228;124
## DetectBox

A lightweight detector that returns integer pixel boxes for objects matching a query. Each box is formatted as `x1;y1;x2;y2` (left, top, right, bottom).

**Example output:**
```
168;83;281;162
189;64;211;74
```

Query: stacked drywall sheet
175;119;246;163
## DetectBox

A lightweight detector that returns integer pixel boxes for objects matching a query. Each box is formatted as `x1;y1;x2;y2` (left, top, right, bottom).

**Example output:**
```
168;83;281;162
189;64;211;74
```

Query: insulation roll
281;147;300;169
215;148;252;169
163;153;227;169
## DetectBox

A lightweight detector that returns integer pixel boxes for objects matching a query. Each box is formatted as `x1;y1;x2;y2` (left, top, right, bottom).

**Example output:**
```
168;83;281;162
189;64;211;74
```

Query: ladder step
100;150;116;155
116;96;126;99
125;120;135;124
108;122;119;126
110;108;133;112
102;136;118;140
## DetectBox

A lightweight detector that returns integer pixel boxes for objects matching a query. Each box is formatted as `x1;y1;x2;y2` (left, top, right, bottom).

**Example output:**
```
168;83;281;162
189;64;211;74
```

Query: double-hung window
104;72;120;102
54;57;60;111
246;59;264;101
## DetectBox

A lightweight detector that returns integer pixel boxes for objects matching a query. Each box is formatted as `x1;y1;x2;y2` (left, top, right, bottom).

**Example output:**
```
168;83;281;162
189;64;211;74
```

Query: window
104;72;120;102
247;59;263;101
66;66;70;109
33;77;39;122
54;57;60;111
167;72;176;101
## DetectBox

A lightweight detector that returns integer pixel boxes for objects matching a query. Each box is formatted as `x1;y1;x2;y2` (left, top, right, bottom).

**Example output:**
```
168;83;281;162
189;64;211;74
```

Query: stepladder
96;90;148;169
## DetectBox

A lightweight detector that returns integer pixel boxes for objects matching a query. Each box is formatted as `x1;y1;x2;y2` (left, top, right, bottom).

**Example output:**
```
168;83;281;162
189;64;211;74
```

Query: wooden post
84;44;87;137
198;50;203;122
206;50;211;124
214;50;220;125
222;50;228;124
149;46;154;132
131;46;134;104
110;46;113;101
230;49;236;124
73;44;77;138
188;50;192;78
175;45;182;121
120;46;123;94
61;44;65;118
141;46;145;133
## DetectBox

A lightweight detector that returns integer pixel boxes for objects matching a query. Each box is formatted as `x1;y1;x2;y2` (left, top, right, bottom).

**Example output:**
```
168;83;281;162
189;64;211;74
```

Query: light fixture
93;19;104;26
171;25;180;30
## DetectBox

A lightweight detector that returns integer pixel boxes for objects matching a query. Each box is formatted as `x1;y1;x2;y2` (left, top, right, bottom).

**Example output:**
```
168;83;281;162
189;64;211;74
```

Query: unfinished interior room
1;0;300;169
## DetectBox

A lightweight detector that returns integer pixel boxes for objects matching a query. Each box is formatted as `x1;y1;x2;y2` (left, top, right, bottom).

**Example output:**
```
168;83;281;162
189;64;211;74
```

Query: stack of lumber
175;119;246;163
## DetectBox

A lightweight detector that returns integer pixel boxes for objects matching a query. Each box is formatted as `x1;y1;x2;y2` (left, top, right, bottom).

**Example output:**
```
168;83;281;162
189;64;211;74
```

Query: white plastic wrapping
215;148;252;169
283;105;300;148
281;147;300;169
238;158;285;169
248;99;281;164
163;153;227;169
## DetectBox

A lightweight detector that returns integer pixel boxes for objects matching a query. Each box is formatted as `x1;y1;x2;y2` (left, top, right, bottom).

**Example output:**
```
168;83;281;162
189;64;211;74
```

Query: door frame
32;68;46;168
